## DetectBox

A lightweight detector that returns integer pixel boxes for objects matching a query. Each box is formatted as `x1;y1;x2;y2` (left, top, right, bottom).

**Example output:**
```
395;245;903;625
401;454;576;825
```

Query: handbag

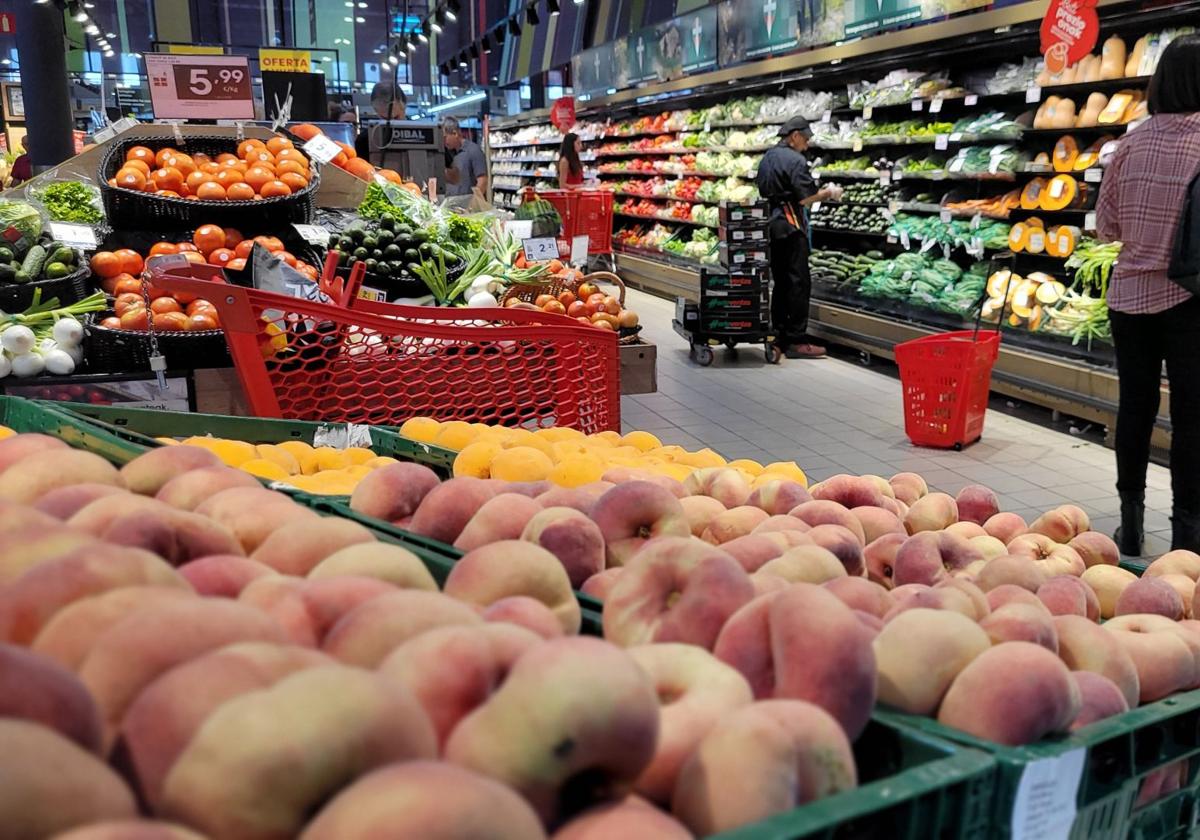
1168;167;1200;294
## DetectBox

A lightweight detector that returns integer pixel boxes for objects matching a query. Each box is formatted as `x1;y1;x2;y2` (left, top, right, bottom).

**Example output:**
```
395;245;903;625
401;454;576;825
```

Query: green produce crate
875;687;1200;839
0;396;147;465
47;401;458;475
714;718;995;840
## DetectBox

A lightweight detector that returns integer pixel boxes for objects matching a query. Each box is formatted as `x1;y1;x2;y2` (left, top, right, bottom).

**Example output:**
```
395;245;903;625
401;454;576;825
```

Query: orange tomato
273;160;307;178
120;307;150;331
192;224;226;256
199;161;222;175
237;139;266;159
223;227;244;249
153;311;189;332
123;159;151;177
181;251;206;265
185;171;213;193
346;158;375;181
187;312;220;331
243;166;274;193
114;292;143;317
207;247;235;266
187;299;217;316
126;146;156;165
154;148;177;168
191;152;211;163
244;149;275;166
216;153;239;166
253;235;284;253
89;251;122;279
298;264;318;281
213;169;244;190
377;168;404;185
266;136;294;155
163;153;195;175
225;257;247;271
148;242;180;257
113;277;144;296
259;180;292;198
278;172;309;193
289;123;321;141
113;249;144;275
331;151;349;169
150;297;182;315
196;181;227;201
233;239;255;260
176;242;198;252
100;316;122;330
226;182;256;201
115;167;146;190
275;250;298;267
150;166;184;193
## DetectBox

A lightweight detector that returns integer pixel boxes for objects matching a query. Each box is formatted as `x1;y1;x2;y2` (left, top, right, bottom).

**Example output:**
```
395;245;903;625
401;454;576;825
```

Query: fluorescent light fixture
406;39;416;52
418;30;429;42
387;54;398;65
106;31;116;37
446;8;457;21
548;0;559;15
343;16;353;22
355;16;365;23
431;20;443;32
85;24;99;34
69;2;88;22
427;90;486;113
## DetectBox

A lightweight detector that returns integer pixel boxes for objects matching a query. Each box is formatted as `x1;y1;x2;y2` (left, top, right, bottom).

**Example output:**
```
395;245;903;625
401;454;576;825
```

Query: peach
975;555;1047;593
1068;531;1120;568
444;540;580;634
702;505;770;545
50;821;206;840
1160;574;1197;618
863;474;896;499
320;588;482;666
484;596;565;639
592;481;690;566
934;577;990;620
0;497;63;532
683;467;752;508
752;514;812;534
789;501;865;544
1145;549;1200;581
1108;613;1200;689
880;496;908;518
1081;565;1139;619
722;532;808;573
119;446;222;496
177;555;275;597
855;609;885;636
1070;671;1130;730
0;449;122;503
0;720;136;837
504;480;555;499
1029;506;1085;543
249;516;376;575
119;641;332;809
0;432;68;472
714;584;876;738
983;512;1028;544
154;465;261;510
445;636;660;825
349;460;441;522
873;608;991;714
0;544;190;645
300;761;547;840
1115;577;1185;620
810;474;886;508
824;576;896;618
889;472;928;505
406;476;498;544
1007;533;1086;577
102;507;245;565
903;493;958;534
552;796;692;840
239;575;396;647
758;545;848;584
0;527;98;583
980;603;1059;651
953;558;987;580
864;533;906;589
679;494;727;537
945;521;988;540
194;486;319;553
1038;575;1100;620
851;506;906;544
31;586;194;671
969;534;1009;561
988;583;1051;613
581;568;623;601
956;485;1000;525
307;542;438;591
671;699;856;836
378;623;541;748
537;485;604;516
938;642;1081;745
627;643;754;803
66;493;169;535
746;480;812;515
1106;623;1196;703
0;643;102;752
806;523;866;576
882;586;951;621
159;666;437;839
35;483;128;520
1054;615;1141;708
603;537;754;650
893;531;983;586
454;492;544;552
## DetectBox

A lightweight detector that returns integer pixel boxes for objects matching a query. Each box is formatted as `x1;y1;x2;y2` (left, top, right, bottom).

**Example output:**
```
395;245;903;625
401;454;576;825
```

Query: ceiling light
526;4;539;25
387;53;398;65
1;60;10;65
343;16;353;22
35;0;52;5
508;18;520;35
68;2;87;22
133;52;142;58
548;0;559;15
418;29;429;42
482;36;492;54
406;39;417;52
106;31;116;37
575;0;584;5
431;19;443;33
427;89;486;113
355;16;365;22
103;50;114;57
358;1;368;6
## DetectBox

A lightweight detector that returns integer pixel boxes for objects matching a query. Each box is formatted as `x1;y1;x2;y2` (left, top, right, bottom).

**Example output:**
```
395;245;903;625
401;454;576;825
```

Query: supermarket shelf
1022;125;1130;139
592;146;772;157
598;169;758;179
614;211;716;228
492;169;555;177
610;190;709;205
491;157;557;163
812;226;891;238
614;248;706;301
489;138;563;148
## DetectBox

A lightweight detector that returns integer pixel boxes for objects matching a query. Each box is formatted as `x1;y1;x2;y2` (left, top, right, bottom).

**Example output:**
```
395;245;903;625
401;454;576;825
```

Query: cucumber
0;246;13;263
20;245;47;280
48;246;75;267
0;263;15;283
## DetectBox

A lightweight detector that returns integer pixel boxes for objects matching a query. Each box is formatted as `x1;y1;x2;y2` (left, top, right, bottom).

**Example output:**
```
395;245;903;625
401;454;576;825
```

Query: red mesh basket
894;330;1000;450
528;189;613;254
146;263;621;431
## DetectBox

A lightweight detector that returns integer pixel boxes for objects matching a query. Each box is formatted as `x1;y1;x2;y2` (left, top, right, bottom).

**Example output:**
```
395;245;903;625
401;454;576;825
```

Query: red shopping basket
147;263;621;432
526;189;614;254
894;330;1001;450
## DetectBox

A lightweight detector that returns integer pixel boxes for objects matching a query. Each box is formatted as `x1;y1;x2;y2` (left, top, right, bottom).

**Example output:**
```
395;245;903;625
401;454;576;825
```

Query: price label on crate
1084;211;1098;231
1084;168;1102;183
964;94;979;106
303;134;342;164
1026;86;1043;104
821;110;832;123
911;99;924;112
929;97;944;114
48;223;97;250
292;224;330;247
522;237;560;262
853;137;864;152
935;134;949;150
1010;749;1084;840
940;209;953;223
863;106;873;120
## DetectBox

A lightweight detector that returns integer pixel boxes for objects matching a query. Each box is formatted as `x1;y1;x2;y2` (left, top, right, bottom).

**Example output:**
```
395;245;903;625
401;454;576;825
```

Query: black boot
1172;509;1200;553
1114;492;1145;557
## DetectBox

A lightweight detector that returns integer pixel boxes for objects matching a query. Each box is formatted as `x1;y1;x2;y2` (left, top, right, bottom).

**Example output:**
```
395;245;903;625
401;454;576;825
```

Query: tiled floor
621;288;1174;559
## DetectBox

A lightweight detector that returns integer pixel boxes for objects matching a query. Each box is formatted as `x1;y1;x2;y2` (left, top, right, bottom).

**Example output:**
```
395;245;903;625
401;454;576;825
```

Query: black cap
778;116;812;138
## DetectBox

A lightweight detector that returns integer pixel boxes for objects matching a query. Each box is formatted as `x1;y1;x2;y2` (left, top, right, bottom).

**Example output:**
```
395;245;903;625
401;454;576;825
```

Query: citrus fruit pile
108;138;312;201
289;123;408;185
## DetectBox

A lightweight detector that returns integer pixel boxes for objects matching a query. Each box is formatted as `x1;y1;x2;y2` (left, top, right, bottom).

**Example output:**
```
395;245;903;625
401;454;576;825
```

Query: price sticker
964;94;979;106
1011;749;1085;840
522;237;560;262
911;99;924;112
930;98;944;114
293;224;330;247
811;201;822;213
940;209;953;223
821;110;832;123
303;134;342;165
1084;168;1102;183
48;222;97;250
887;233;899;244
1049;178;1066;199
949;132;964;142
935;134;949;150
880;172;892;187
1085;211;1098;231
863;106;873;120
1026;86;1042;104
853;137;864;152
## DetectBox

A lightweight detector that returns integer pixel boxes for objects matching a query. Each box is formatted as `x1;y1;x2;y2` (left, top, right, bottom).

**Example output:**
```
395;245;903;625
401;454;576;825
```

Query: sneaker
782;343;827;359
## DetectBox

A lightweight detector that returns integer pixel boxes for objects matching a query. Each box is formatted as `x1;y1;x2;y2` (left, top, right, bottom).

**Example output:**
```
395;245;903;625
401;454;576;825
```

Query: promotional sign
145;54;255;120
680;5;719;73
259;48;312;73
621;30;660;85
166;45;226;56
0;13;14;34
571;42;614;97
1040;0;1100;74
719;0;799;65
843;0;924;39
550;97;576;133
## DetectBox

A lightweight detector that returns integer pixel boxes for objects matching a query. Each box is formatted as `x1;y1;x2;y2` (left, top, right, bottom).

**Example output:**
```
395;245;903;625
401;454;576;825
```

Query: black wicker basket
83;312;231;373
98;135;319;231
0;264;91;312
335;254;468;302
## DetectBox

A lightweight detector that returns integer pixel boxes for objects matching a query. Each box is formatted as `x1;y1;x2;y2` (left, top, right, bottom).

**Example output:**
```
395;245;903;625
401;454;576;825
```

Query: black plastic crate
719;241;771;267
721;226;769;244
700;291;768;314
700;268;767;293
719;200;770;227
700;313;769;333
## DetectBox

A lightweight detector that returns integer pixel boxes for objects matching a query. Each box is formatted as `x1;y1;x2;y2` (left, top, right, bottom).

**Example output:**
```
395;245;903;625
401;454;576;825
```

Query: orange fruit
226;257;247;271
150;167;184;193
153;311;190;332
148;242;180;257
113;276;144;296
331;152;349;169
187;312;219;331
114;249;144;275
289;123;321;141
126;146;156;165
193;224;226;256
223;227;244;248
244;149;275;166
233;239;255;259
377;168;404;185
226;182;256;201
237;139;266;159
278;172;309;192
207;247;235;266
199;161;222;175
150;297;182;315
243;166;274;192
266;136;294;155
123;158;151;176
155;190;181;198
214;169;244;189
275;250;298;267
274;160;307;178
90;251;122;279
275;148;310;166
181;251;207;265
115;167;146;190
196;182;227;201
154;148;177;168
253;235;284;253
114;291;143;316
259;180;292;198
185;170;213;193
335;142;356;160
217;153;239;166
176;242;198;252
346;158;375;181
192;152;211;163
163;153;195;175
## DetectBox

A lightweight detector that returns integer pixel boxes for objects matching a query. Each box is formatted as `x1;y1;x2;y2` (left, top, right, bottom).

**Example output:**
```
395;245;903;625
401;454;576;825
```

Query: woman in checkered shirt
1096;34;1200;556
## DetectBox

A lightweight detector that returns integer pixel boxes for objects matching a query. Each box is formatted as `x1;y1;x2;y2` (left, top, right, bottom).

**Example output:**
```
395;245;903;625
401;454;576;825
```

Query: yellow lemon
398;416;441;444
453;440;503;479
588;430;623;447
621;430;662;451
489;446;554;482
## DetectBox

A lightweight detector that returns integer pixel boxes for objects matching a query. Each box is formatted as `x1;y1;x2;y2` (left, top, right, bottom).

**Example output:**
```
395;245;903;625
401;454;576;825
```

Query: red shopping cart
147;262;621;432
527;188;614;255
894;329;1001;450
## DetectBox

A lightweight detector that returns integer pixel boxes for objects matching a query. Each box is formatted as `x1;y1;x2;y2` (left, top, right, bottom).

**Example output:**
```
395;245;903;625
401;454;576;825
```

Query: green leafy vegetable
38;182;102;224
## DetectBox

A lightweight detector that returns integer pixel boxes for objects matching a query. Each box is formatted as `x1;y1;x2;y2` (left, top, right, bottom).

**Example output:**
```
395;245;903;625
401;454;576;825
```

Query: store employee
442;117;488;197
756;116;840;360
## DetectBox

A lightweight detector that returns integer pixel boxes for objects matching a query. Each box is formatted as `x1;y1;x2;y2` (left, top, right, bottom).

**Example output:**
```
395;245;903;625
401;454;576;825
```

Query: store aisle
621;288;1173;559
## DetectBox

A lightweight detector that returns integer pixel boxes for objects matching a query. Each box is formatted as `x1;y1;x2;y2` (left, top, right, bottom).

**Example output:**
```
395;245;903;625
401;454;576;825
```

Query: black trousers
769;230;813;346
1109;296;1200;512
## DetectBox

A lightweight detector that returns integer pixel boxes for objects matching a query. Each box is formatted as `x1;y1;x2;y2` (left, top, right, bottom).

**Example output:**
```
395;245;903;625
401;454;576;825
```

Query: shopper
557;132;585;189
1096;33;1200;555
442;117;488;197
755;116;839;359
354;82;407;160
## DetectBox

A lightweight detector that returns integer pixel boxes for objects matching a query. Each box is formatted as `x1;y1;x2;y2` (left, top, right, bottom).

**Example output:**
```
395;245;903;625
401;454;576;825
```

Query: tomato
557;290;576;307
153;311;189;331
176;242;199;253
577;282;600;299
182;251;207;265
586;293;606;309
113;249;144;275
567;301;593;319
113;277;144;297
542;300;567;315
89;251;121;279
275;250;297;267
100;316;122;330
119;307;149;331
114;292;143;317
602;296;621;316
535;294;556;308
187;299;217;316
148;242;180;257
223;227;244;248
186;312;219;331
254;236;284;253
150;297;182;315
225;258;247;272
207;247;235;267
193;224;226;257
233;240;255;260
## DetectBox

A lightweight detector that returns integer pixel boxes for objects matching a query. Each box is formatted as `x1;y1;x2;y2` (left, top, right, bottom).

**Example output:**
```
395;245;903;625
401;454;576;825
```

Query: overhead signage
679;6;719;74
619;31;660;86
550;97;576;133
1040;0;1100;74
166;45;226;56
571;42;614;98
719;0;799;65
259;48;312;73
145;54;254;120
843;0;924;39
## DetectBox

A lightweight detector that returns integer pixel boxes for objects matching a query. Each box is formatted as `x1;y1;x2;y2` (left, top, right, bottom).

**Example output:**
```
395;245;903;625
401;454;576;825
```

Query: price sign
48;223;97;250
935;134;949;150
570;235;589;266
1011;749;1085;840
949;132;964;142
522;237;560;262
1085;211;1098;231
911;99;924;112
940;209;953;223
811;201;822;213
965;94;979;106
821;110;832;123
303;134;342;165
880;173;892;187
144;54;254;120
293;224;330;247
853;137;864;152
863;106;873;120
929;97;944;114
1026;86;1043;104
1084;168;1102;183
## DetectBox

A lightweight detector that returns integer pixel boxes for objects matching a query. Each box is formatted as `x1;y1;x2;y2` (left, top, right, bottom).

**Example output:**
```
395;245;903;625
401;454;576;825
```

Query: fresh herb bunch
39;182;102;224
357;182;414;224
445;213;485;248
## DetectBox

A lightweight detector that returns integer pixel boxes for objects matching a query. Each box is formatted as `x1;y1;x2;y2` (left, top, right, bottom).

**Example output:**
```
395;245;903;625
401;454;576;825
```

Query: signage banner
550;97;576;132
259;48;312;73
659;6;718;77
620;31;660;86
719;0;799;66
1040;0;1100;73
572;41;614;98
165;45;226;55
843;0;924;39
144;54;255;120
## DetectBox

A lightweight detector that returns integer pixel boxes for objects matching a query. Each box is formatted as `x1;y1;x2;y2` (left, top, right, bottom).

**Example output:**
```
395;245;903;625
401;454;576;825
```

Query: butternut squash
1009;222;1029;252
1026;227;1048;254
1041;175;1086;211
1073;136;1113;170
1126;34;1149;77
1051;98;1077;129
1081;55;1103;83
1034;96;1061;130
1053;136;1079;172
1076;92;1108;128
1100;36;1127;80
1021;177;1048;210
1125;99;1148;123
1099;91;1135;124
1045;225;1082;257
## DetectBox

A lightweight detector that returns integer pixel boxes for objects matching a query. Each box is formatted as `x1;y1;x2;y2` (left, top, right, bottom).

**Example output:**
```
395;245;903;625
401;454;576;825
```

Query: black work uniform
755;142;819;346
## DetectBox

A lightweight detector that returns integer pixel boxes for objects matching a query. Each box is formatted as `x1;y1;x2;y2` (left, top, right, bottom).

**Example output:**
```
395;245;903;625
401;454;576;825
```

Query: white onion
0;355;12;378
1;325;36;356
467;291;498;308
43;349;75;375
10;353;44;377
63;344;84;365
52;318;84;347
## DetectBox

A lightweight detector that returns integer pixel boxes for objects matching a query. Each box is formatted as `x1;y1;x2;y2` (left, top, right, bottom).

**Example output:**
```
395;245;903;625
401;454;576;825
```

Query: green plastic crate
875;687;1200;839
713;718;995;840
0;396;147;465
